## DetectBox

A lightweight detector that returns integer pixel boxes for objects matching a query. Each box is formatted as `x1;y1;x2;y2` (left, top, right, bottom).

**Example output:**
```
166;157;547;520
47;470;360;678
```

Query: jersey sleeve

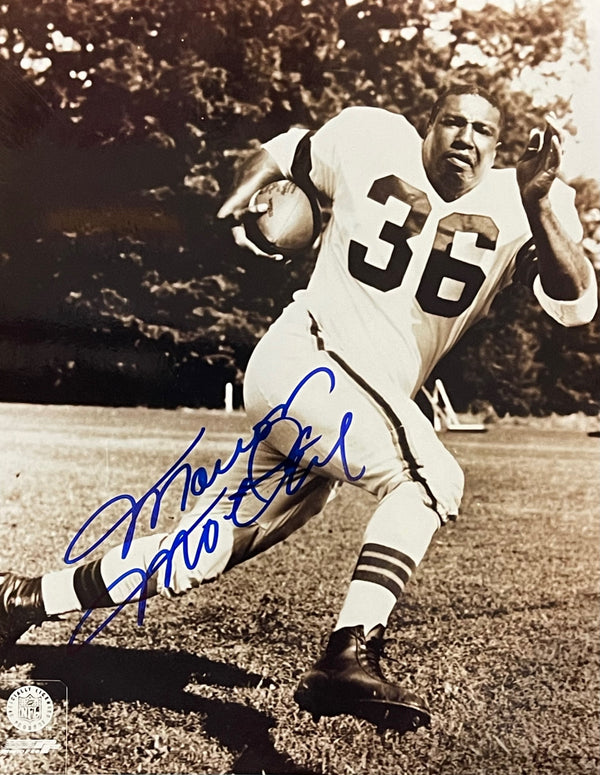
533;259;598;326
291;108;357;199
261;127;310;178
262;107;415;202
262;108;359;200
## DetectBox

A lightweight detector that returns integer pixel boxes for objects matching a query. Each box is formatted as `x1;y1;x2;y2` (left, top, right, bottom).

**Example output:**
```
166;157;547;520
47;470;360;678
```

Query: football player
1;84;597;734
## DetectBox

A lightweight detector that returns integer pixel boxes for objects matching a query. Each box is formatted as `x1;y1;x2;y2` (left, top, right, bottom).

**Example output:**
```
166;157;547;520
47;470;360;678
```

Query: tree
0;0;595;411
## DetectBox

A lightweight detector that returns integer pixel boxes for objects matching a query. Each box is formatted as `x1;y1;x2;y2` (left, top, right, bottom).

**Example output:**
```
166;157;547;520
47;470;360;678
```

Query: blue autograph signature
66;367;365;645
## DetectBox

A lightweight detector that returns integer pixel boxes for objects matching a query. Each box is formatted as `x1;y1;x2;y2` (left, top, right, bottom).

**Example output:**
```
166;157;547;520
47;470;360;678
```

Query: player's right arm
216;148;287;258
217;110;371;257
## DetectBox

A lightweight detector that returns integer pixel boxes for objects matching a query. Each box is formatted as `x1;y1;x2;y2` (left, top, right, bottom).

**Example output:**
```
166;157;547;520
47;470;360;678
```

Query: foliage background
0;0;598;414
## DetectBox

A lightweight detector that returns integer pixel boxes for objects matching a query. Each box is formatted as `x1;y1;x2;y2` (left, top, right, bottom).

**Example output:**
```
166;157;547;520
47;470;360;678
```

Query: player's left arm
517;114;598;326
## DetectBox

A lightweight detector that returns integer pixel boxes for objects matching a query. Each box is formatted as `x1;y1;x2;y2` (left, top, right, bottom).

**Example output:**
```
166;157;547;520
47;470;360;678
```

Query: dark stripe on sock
360;542;417;572
73;559;114;609
354;555;411;586
353;569;404;600
308;314;439;512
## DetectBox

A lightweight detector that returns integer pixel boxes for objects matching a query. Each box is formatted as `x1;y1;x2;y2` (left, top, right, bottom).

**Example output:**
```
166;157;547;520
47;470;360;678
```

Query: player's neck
425;169;478;202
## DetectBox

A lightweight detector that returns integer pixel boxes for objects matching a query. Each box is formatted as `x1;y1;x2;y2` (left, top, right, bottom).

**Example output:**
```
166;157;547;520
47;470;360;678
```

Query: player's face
422;94;501;201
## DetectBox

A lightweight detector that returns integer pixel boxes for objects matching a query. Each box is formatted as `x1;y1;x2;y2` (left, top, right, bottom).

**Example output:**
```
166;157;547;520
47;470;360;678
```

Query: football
244;180;320;258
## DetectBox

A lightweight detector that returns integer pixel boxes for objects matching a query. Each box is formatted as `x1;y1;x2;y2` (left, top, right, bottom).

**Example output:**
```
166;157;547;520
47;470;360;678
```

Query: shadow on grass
9;644;318;775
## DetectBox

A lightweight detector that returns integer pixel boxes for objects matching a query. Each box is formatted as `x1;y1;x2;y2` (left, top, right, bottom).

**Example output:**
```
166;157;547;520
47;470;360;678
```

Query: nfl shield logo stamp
1;678;68;771
6;685;54;733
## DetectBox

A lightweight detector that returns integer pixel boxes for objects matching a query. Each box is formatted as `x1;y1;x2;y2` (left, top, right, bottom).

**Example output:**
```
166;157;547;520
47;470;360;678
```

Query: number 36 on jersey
348;175;499;318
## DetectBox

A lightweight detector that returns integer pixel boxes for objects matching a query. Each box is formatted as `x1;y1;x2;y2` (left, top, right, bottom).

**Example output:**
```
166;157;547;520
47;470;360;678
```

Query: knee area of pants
437;463;464;518
446;456;465;493
428;445;464;489
158;517;234;596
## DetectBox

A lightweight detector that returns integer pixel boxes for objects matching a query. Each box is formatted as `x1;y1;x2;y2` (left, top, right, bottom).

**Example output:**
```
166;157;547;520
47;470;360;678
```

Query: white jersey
263;107;584;399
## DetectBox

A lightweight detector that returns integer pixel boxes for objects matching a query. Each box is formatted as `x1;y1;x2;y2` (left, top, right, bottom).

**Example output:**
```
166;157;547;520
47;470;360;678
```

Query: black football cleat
0;572;48;663
294;625;431;734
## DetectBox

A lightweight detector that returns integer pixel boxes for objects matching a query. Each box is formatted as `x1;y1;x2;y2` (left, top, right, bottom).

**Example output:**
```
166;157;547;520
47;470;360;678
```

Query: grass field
0;403;598;775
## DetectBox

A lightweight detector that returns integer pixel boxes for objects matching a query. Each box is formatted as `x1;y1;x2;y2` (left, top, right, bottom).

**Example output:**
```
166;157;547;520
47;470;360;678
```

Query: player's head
427;84;504;131
422;84;503;201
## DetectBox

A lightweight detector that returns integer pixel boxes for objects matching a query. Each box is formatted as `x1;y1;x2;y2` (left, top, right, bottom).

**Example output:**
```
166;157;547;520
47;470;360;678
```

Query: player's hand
516;113;564;206
216;196;284;261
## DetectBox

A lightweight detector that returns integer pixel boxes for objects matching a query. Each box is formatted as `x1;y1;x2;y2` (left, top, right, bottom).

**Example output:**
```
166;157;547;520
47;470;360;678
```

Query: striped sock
334;543;417;633
41;559;114;616
352;543;416;598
